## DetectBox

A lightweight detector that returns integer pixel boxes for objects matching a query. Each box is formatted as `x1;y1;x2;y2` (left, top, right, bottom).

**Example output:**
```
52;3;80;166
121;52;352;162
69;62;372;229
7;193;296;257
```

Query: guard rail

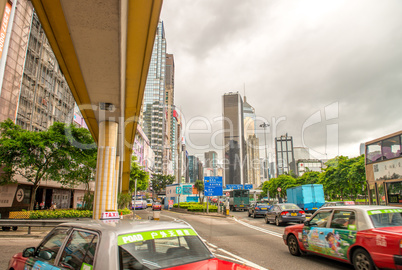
0;219;86;234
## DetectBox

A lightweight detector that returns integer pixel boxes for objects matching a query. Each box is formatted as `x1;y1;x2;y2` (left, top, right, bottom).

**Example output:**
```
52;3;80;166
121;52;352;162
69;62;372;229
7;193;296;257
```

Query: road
0;209;354;270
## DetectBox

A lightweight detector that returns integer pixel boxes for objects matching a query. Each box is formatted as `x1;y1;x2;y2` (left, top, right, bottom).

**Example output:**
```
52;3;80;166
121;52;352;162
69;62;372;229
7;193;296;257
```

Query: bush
28;208;131;219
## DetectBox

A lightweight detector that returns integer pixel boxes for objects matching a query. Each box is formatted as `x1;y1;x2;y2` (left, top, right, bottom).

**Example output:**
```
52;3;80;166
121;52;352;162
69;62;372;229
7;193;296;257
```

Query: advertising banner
0;2;12;60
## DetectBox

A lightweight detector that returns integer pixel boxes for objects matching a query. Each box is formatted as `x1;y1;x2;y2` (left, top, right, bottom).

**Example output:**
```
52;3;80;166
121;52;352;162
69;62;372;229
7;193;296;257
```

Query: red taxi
283;205;402;269
152;201;162;211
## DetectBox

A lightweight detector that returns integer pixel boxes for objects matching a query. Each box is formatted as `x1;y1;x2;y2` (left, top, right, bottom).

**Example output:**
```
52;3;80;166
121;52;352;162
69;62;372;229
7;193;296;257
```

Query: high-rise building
0;1;32;124
164;53;175;176
223;92;247;185
243;97;256;138
247;134;261;187
16;13;75;131
275;134;296;176
204;151;218;176
242;97;261;186
142;21;167;174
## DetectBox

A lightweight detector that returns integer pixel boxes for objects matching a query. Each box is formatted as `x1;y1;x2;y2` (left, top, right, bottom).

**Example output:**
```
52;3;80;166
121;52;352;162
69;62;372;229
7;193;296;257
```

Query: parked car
265;203;306;226
248;202;272;218
321;201;355;207
8;218;259;270
283;205;402;269
152;201;162;211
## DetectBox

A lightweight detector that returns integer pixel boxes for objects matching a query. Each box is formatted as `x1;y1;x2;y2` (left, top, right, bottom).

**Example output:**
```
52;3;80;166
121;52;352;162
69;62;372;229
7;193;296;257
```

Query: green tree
194;179;204;203
0;119;93;210
296;171;321;186
347;155;366;200
129;156;149;193
263;174;297;199
150;173;174;198
56;125;97;209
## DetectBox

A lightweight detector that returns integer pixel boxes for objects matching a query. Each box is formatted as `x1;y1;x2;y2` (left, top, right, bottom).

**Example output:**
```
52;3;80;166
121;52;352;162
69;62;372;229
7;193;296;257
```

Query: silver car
8;219;258;270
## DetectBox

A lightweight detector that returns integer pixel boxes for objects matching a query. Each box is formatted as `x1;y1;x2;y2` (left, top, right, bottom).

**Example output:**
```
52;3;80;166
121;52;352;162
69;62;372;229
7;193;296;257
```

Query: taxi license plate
313;207;318;209
240;205;244;207
291;213;297;216
261;208;267;210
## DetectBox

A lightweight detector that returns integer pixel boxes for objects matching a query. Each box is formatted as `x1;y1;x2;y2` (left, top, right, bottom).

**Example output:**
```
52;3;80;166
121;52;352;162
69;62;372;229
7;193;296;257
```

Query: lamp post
260;122;270;201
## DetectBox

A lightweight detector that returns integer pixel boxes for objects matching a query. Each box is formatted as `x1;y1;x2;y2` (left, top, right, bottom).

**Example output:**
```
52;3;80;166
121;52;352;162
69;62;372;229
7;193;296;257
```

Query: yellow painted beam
31;0;99;142
121;0;163;193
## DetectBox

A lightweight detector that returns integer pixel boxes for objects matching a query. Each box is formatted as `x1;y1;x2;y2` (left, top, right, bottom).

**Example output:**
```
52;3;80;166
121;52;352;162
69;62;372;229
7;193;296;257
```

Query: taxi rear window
118;228;213;269
368;209;402;228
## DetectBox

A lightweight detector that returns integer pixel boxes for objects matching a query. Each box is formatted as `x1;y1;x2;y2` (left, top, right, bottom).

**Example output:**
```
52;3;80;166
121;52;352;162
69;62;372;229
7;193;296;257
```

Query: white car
8;219;259;270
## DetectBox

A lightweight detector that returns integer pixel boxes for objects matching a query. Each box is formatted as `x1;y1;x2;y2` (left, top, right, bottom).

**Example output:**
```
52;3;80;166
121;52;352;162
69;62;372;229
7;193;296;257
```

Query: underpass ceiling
31;0;163;193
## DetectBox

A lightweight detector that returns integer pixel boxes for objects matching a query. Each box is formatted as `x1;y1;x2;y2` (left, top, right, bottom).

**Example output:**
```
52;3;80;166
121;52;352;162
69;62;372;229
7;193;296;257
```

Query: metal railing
0;219;84;234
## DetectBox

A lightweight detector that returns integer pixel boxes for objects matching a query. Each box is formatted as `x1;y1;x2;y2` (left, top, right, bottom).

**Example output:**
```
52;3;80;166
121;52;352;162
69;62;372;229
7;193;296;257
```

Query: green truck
228;189;250;211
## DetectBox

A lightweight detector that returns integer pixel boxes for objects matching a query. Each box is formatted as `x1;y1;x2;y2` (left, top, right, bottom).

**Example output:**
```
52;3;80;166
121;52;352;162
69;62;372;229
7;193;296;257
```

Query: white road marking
162;213;268;269
233;217;283;238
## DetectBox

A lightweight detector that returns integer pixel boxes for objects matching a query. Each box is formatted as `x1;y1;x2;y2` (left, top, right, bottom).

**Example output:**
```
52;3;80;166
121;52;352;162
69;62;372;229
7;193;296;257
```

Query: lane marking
200;236;269;270
162;213;268;269
233;217;283;238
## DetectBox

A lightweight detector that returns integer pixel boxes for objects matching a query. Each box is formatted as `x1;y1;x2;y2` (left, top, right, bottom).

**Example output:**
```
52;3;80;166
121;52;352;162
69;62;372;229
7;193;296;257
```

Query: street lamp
260;122;270;201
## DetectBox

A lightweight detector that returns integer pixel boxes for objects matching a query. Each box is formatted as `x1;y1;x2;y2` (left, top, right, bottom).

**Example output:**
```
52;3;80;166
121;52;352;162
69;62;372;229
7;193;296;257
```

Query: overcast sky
160;0;402;163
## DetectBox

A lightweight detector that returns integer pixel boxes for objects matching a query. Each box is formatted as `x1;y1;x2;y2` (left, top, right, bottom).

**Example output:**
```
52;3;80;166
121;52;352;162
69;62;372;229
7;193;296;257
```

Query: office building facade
223;92;247;185
275;134;296;176
142;21;167;174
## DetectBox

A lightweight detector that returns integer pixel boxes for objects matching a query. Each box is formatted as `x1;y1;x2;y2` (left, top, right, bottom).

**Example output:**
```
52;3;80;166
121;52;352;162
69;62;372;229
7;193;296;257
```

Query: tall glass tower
142;21;166;173
223;92;248;186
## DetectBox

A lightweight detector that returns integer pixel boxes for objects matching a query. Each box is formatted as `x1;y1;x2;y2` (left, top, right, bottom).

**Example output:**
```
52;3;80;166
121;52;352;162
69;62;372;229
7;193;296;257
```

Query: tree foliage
0;119;98;210
150;173;174;197
194;179;204;203
261;155;367;201
129;156;149;193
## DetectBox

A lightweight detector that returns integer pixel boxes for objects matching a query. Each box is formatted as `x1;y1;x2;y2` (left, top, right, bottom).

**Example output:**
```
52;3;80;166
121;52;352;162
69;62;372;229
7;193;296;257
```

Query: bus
227;189;250;211
365;130;402;206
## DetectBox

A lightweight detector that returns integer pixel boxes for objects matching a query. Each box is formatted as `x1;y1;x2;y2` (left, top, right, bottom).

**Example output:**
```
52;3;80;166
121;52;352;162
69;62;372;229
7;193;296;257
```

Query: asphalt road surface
0;209;354;270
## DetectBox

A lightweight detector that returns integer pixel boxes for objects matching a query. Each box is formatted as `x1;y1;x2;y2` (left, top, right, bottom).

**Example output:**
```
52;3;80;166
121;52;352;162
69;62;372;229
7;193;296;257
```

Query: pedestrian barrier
0;219;77;234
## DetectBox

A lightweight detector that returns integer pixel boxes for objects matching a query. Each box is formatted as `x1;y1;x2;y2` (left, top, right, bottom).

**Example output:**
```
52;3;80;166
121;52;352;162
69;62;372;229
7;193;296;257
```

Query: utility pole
260;122;270;201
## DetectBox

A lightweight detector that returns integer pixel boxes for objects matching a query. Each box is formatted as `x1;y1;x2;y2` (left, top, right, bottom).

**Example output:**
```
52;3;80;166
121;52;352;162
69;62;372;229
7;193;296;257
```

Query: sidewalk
0;226;51;238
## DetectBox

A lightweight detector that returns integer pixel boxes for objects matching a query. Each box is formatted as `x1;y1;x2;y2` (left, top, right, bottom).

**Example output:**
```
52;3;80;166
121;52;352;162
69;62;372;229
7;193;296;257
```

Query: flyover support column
93;121;118;220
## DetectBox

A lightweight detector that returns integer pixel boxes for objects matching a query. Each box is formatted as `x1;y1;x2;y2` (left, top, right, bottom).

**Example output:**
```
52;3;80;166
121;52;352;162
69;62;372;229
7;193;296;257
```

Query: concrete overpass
31;0;163;219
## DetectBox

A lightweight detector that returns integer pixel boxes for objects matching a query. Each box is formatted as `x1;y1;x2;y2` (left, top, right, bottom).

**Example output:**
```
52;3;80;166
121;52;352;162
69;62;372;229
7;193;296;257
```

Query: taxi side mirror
23;247;35;257
303;220;310;226
38;250;53;260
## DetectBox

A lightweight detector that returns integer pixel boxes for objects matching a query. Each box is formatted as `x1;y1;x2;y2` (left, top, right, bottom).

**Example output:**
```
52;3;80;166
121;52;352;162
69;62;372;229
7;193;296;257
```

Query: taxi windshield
368;209;402;228
118;229;213;269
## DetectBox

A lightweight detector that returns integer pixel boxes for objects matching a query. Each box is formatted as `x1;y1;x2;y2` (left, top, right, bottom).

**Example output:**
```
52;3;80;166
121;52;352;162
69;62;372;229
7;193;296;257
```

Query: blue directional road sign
204;176;223;196
244;184;253;190
225;184;243;190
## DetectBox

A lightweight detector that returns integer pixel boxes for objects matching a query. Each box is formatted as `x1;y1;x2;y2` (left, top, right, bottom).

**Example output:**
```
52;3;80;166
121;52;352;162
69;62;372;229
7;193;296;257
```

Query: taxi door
302;210;332;254
323;210;357;261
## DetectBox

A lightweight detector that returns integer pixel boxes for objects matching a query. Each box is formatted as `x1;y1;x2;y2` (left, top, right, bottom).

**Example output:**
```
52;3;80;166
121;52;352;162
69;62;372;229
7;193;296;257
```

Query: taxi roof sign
101;211;119;220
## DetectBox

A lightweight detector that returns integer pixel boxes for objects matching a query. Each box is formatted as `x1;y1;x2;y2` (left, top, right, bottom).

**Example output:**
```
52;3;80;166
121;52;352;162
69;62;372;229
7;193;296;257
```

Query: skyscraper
204;151;218;176
142;21;167;174
223;92;247;186
275;134;296;176
243;97;260;187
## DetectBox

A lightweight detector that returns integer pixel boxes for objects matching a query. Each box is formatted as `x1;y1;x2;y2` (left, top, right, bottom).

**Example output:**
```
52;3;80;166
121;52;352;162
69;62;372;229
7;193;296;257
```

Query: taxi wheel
287;235;301;256
353;248;375;270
